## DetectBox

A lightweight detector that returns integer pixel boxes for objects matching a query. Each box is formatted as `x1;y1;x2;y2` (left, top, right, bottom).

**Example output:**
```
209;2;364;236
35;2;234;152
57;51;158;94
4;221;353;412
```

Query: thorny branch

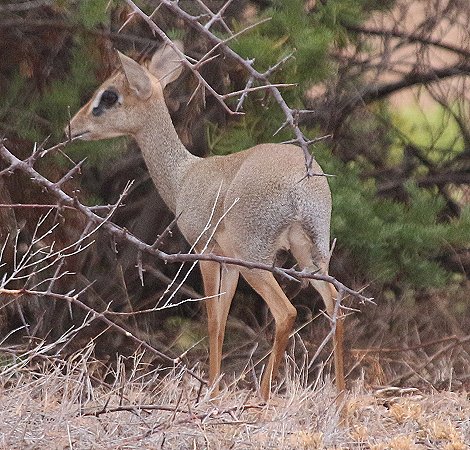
123;0;323;176
0;141;372;304
0;139;372;386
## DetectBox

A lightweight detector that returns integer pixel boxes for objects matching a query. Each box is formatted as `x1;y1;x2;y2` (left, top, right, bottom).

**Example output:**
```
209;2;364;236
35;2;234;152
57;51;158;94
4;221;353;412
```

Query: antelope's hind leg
288;226;346;394
199;259;239;396
309;279;346;393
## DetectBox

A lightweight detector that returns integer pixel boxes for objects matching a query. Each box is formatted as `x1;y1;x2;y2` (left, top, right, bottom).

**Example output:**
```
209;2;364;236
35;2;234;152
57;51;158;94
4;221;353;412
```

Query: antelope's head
67;42;184;141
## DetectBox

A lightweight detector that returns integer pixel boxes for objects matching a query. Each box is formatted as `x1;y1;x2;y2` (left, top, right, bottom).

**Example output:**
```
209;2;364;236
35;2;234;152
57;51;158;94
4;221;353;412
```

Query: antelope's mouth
65;129;91;141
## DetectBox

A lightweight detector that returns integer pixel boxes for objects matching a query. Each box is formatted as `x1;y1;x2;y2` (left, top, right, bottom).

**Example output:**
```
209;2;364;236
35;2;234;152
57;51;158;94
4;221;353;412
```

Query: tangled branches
0;135;370;386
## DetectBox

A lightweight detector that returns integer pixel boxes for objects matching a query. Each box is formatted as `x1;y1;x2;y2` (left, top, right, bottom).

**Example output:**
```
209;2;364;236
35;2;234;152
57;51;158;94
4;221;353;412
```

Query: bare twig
307;289;344;371
345;23;470;60
389;335;470;385
0;287;206;385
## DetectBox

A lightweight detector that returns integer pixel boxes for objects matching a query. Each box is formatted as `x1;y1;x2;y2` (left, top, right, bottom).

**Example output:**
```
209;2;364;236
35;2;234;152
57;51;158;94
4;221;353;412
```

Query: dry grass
0;345;468;450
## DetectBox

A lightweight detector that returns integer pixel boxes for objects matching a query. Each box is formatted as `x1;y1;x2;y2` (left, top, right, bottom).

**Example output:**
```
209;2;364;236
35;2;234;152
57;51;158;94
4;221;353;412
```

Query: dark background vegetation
0;0;469;390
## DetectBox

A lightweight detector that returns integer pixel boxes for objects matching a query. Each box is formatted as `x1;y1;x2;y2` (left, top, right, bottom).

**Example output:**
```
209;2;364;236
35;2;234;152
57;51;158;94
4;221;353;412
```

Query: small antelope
68;43;345;399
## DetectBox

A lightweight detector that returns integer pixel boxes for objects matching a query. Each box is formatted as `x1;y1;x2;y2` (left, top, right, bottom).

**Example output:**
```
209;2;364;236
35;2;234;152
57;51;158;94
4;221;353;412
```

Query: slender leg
310;279;346;393
288;228;346;395
240;268;297;400
199;259;239;395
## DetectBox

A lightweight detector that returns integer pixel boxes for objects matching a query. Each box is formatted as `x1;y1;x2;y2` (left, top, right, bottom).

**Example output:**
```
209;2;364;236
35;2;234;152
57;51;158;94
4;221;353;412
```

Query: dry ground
0;346;468;450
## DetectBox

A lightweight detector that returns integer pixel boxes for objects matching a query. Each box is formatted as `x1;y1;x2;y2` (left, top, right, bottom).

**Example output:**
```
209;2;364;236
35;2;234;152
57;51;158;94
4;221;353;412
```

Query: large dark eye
100;90;118;107
92;89;119;117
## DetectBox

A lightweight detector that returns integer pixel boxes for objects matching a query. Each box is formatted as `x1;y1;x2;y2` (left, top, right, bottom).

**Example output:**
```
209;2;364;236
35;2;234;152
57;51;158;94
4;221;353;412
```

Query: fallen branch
82;400;263;418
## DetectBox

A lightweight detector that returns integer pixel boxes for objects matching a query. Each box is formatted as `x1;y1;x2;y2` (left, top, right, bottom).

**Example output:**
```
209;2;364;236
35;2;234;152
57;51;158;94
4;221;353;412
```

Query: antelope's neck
134;99;198;212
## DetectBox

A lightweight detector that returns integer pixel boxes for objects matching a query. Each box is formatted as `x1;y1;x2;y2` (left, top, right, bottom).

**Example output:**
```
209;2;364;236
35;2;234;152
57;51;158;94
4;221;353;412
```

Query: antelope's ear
117;51;152;99
147;41;184;89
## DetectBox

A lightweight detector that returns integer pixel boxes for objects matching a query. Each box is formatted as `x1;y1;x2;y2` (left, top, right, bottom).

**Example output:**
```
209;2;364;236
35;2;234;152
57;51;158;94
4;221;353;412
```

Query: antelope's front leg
199;259;239;396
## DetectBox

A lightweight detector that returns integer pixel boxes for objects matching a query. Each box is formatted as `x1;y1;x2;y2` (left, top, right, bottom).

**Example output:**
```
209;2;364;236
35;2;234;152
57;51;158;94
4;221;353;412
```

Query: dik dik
68;43;345;400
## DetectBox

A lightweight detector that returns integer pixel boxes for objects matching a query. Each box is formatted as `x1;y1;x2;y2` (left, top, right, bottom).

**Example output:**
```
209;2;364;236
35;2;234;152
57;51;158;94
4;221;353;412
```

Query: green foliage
39;44;98;137
230;7;323;84
229;0;377;88
312;0;370;28
322;149;469;288
76;0;111;28
207;106;292;155
207;119;258;155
